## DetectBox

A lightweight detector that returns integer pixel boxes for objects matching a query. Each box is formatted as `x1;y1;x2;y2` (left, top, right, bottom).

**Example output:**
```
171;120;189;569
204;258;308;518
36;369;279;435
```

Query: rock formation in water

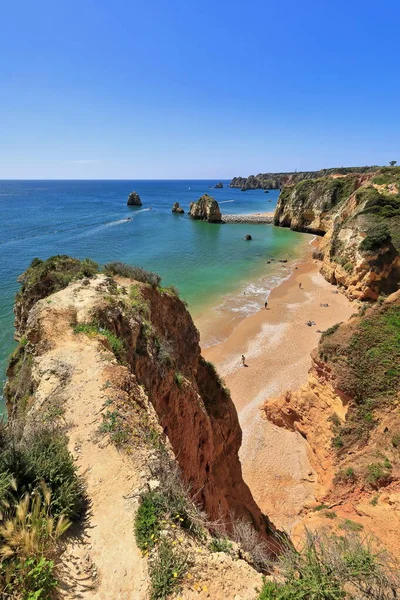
263;291;400;557
214;182;224;189
230;166;379;190
127;191;142;206
189;194;222;223
172;201;184;213
274;167;400;299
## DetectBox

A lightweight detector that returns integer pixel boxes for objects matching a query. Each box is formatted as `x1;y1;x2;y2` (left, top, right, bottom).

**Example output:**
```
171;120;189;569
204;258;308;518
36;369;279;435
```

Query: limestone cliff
4;257;282;597
189;194;222;223
274;168;400;299
230;166;378;190
264;292;400;556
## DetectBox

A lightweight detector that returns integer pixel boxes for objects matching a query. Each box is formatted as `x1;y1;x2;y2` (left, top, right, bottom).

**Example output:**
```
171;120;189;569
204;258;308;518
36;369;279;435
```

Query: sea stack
189;194;222;223
214;182;223;189
127;191;142;206
172;202;184;213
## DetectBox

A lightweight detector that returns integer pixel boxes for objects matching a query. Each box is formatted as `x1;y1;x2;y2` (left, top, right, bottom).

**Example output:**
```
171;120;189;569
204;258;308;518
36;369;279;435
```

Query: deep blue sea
0;180;308;409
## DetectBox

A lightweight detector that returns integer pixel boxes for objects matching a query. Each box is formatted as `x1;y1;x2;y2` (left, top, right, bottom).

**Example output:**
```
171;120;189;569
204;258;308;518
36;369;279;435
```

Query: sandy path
202;256;355;531
34;333;147;599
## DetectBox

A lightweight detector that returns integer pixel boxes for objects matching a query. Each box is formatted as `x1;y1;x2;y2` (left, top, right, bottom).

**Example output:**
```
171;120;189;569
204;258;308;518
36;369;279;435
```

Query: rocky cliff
4;257;281;598
264;292;400;556
230;166;378;190
189;194;222;223
274;168;400;299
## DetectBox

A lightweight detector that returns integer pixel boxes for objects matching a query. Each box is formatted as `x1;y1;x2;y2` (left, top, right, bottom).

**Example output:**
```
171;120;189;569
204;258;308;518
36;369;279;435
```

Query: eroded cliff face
230;166;378;190
274;168;400;299
263;292;400;556
6;262;279;549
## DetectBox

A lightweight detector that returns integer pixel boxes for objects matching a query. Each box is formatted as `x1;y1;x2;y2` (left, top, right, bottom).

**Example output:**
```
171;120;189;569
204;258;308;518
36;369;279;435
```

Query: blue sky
1;0;399;179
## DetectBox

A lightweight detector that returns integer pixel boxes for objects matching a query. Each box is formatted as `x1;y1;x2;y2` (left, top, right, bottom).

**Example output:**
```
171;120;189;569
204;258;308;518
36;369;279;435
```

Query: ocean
0;179;308;410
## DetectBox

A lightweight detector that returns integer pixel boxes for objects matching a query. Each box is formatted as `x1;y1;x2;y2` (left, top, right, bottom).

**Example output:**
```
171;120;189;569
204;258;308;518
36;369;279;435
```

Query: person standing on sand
299;282;302;289
264;300;268;309
241;355;246;367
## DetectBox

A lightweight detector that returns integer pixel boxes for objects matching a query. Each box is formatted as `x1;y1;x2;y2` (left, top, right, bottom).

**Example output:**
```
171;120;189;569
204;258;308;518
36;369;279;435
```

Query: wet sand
201;250;355;531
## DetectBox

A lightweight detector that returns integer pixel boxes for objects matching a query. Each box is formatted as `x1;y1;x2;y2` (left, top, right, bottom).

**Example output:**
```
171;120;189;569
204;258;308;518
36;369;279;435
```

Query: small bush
359;222;392;253
209;536;233;553
334;467;356;485
339;519;363;532
256;529;400;600
366;462;392;489
104;262;161;287
0;427;84;520
0;487;70;598
134;491;164;551
323;510;337;519
149;538;190;600
320;323;341;341
174;372;184;387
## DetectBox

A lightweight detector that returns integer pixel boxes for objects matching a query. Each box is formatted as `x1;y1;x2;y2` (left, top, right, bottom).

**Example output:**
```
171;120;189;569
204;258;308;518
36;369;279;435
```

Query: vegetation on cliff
230;166;379;190
257;529;399;599
320;297;400;468
274;167;400;299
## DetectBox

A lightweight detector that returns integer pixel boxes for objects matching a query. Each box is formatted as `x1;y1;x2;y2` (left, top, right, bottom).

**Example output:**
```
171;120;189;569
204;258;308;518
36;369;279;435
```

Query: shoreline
199;244;355;531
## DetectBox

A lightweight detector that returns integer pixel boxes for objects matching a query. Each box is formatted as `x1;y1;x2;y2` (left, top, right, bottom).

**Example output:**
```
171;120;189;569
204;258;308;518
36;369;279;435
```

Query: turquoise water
0;180;306;405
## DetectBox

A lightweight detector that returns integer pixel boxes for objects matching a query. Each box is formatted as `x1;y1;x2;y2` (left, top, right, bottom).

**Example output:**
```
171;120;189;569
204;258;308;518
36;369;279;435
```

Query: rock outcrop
263;292;400;557
6;257;280;551
172;201;184;213
214;182;224;189
189;194;222;223
230;166;379;190
274;168;400;299
127;191;142;206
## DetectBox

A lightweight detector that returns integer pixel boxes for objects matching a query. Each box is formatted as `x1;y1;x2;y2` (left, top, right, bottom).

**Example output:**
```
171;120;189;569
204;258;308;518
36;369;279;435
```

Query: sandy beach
201;248;355;531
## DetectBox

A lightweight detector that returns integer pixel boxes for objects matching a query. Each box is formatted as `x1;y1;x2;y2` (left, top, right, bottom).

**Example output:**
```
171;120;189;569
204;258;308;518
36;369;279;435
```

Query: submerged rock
189;194;222;223
172;202;184;214
127;191;142;206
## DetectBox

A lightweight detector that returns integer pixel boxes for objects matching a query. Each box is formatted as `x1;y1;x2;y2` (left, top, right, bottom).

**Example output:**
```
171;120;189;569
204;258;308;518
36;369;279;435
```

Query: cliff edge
3;257;281;599
274;167;400;299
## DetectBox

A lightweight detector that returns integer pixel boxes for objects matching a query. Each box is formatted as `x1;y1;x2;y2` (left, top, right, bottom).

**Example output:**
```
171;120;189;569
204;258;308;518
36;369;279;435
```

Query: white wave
218;199;235;204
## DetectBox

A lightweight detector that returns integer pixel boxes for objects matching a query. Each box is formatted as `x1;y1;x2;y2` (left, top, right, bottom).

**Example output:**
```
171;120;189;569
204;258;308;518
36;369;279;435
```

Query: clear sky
1;0;399;179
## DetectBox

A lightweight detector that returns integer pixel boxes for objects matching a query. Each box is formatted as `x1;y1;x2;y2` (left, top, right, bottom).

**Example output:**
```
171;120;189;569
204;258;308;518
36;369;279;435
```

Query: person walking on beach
264;300;268;309
299;282;302;289
241;354;246;367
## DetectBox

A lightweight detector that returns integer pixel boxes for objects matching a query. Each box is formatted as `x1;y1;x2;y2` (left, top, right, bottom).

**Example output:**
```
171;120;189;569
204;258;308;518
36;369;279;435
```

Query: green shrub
209;536;233;553
98;410;130;446
359;222;392;253
366;462;392;489
104;262;161;287
174;372;184;387
334;467;356;485
256;529;399;600
323;511;337;519
134;491;164;551
320;323;341;341
149;538;190;600
339;519;363;532
0;427;84;520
